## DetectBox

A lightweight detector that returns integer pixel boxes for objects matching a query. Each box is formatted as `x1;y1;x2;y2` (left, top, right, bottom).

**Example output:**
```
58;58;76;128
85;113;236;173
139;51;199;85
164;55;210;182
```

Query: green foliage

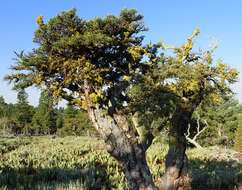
126;29;239;151
12;89;35;134
63;103;79;132
194;97;242;147
0;136;31;154
32;90;57;134
161;29;238;106
0;92;93;137
3;8;240;189
5;7;239;142
5;8;151;112
0;97;10;135
0;96;8;118
234;120;242;152
127;68;176;126
0;136;128;190
57;103;95;137
56;107;64;129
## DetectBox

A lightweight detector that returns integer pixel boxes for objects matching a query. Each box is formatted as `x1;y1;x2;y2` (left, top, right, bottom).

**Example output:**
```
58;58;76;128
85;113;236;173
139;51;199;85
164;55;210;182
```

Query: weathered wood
185;112;209;149
88;107;157;190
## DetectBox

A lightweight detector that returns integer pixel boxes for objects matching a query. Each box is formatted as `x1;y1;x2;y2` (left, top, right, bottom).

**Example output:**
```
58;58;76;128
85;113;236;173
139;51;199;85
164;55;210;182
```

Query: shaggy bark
88;107;157;190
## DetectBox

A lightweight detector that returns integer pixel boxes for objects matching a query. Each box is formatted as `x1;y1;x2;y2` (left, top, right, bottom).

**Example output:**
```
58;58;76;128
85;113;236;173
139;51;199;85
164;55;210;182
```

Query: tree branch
131;112;154;151
185;113;209;149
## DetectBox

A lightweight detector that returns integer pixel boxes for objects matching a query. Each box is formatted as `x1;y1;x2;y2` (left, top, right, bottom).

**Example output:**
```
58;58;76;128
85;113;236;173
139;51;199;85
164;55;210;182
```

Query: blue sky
0;0;241;106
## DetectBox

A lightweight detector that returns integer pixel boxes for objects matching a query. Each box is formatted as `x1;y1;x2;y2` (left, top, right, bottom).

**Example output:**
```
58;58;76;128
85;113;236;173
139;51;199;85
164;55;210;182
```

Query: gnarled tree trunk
88;107;157;190
160;107;192;190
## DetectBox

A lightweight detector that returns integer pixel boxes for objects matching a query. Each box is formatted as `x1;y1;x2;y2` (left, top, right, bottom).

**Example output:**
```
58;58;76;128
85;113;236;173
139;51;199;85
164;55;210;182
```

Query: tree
128;30;238;189
57;103;94;136
13;89;35;134
5;9;238;190
156;30;238;189
63;103;79;133
32;90;57;134
76;109;96;136
0;96;8;118
5;9;158;189
57;103;78;136
0;96;9;135
56;107;64;130
0;102;16;135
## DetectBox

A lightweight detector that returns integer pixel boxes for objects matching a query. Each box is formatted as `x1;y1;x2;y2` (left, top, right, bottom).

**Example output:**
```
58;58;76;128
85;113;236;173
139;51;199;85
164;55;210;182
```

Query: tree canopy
5;8;239;190
6;8;156;112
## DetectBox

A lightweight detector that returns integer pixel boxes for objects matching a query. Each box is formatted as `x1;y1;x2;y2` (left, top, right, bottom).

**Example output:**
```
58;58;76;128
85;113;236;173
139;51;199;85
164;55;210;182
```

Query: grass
0;136;241;190
0;136;31;154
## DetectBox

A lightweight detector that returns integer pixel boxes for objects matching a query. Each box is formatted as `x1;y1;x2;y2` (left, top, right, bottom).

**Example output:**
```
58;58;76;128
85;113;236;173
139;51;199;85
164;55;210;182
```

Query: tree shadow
188;158;242;190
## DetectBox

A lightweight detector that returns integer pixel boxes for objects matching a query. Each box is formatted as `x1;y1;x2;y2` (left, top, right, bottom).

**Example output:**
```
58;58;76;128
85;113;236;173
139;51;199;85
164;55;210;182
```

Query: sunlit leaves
6;8;149;111
160;29;238;108
36;15;43;26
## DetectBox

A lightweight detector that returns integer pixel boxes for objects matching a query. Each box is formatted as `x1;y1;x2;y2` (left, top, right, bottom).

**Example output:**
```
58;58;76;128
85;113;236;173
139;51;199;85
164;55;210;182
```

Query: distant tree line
0;89;241;149
0;89;96;137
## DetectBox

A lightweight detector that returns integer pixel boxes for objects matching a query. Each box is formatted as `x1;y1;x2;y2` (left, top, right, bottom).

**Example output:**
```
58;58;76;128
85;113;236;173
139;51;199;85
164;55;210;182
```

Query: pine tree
32;90;56;134
56;107;64;129
0;96;9;134
59;103;79;136
56;103;94;136
14;89;34;134
76;109;95;136
0;96;8;118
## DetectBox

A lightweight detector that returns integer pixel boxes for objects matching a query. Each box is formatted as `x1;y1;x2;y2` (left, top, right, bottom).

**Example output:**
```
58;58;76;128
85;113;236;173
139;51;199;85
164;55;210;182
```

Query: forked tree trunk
87;107;157;190
160;109;191;190
120;143;158;190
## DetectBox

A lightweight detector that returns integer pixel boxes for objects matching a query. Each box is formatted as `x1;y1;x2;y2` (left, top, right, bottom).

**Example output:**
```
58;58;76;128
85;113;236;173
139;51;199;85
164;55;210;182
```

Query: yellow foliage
63;61;69;67
128;46;143;59
209;93;222;104
36;15;43;26
89;93;98;103
124;75;131;81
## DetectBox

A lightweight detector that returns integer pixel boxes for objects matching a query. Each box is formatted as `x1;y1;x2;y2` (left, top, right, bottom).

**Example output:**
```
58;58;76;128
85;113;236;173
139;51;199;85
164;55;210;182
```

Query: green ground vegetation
0;136;241;190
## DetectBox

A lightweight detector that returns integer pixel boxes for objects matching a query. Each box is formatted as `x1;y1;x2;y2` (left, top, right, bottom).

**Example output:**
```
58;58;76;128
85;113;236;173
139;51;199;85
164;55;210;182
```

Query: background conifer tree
13;89;34;134
32;90;57;134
